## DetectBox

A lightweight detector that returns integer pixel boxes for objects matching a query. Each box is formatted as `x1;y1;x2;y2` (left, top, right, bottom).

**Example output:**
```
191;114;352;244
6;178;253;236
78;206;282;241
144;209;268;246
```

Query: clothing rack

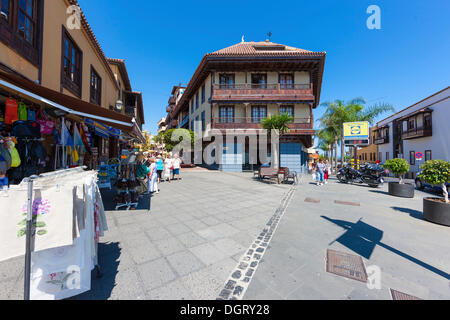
21;166;98;300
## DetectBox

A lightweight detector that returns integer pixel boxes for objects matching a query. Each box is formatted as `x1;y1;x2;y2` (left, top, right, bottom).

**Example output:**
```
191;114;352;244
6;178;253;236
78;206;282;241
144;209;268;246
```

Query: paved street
1;170;449;300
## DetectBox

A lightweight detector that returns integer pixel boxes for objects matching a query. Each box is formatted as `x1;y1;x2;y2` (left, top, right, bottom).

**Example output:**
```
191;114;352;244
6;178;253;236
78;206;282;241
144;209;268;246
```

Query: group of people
312;159;332;186
146;153;182;194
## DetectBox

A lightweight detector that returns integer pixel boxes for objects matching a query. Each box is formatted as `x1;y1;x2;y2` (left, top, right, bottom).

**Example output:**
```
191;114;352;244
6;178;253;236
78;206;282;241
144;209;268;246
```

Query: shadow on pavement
100;187;151;211
71;242;121;300
369;190;390;196
322;216;450;280
391;206;424;220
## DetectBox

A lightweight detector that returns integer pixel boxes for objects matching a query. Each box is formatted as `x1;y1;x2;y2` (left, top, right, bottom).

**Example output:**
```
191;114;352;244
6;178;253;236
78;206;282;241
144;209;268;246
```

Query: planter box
388;182;415;198
423;198;450;227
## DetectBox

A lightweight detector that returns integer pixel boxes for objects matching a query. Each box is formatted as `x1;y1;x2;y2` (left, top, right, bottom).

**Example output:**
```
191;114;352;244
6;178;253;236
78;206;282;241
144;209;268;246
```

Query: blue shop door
220;143;243;172
280;143;302;173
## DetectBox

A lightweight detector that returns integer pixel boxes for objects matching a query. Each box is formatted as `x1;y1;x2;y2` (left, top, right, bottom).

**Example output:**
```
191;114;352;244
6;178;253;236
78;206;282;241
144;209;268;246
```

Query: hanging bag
18;102;28;121
36;108;55;135
5;98;19;125
10;145;21;168
27;106;36;121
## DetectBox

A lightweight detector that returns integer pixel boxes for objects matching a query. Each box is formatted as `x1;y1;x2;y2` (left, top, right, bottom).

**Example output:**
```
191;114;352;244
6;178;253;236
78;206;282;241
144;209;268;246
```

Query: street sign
343;122;370;146
415;152;423;160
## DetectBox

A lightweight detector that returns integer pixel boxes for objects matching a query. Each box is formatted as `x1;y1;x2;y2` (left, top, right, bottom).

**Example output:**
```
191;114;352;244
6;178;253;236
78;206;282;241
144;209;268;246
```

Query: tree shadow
321;215;450;280
70;242;121;300
391;206;423;220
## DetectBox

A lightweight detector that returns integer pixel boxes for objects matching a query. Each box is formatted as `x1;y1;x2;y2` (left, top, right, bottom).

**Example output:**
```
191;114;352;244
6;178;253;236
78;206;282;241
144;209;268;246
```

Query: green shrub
419;160;450;202
383;158;410;183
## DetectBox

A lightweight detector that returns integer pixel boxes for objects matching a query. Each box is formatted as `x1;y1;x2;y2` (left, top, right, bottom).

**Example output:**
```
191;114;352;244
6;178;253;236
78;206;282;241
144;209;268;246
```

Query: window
424;113;432;128
280;105;294;118
201;111;205;131
370;153;373;161
62;28;82;96
219;74;235;89
201;85;206;103
386;152;389;161
408;118;415;130
0;0;10;22
251;106;267;123
191;100;194;114
410;151;415;165
196;92;199;109
90;66;102;105
251;73;267;89
279;73;294;89
17;0;36;45
219;106;234;123
425;150;432;161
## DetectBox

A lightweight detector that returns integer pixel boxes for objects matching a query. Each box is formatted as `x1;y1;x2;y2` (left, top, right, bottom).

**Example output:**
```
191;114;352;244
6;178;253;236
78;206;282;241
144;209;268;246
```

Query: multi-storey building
0;0;145;161
357;128;379;163
375;87;450;178
169;40;326;172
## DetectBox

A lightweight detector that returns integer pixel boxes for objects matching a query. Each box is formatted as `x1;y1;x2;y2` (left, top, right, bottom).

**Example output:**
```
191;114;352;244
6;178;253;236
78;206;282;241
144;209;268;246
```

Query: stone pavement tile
137;258;177;290
156;216;179;226
285;284;327;300
127;242;162;265
215;213;236;223
119;224;145;237
174;213;194;222
146;278;195;300
346;287;389;300
0;277;20;300
122;232;152;249
189;243;229;266
166;223;191;236
210;223;241;238
195;227;224;241
98;249;135;276
244;277;284;300
145;227;172;241
201;216;222;226
206;258;238;280
253;262;302;298
154;237;185;256
176;232;207;248
212;238;247;257
166;251;206;276
231;232;256;248
380;271;431;300
184;219;209;231
115;215;136;226
190;210;210;219
180;268;224;300
108;268;146;300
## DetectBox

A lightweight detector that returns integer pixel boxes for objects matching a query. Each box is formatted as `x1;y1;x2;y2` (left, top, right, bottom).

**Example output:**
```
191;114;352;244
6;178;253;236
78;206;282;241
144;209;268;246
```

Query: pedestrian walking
315;159;326;186
324;159;331;184
172;153;182;182
156;155;164;183
148;158;159;194
164;154;173;183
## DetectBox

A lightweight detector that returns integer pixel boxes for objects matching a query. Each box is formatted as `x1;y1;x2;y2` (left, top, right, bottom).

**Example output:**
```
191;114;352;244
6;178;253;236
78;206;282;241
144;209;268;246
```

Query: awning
85;118;121;138
0;69;133;128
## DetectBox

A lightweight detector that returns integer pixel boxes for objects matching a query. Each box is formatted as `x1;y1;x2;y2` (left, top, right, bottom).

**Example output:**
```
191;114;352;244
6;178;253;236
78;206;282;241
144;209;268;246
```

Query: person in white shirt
164;154;173;183
172;154;182;182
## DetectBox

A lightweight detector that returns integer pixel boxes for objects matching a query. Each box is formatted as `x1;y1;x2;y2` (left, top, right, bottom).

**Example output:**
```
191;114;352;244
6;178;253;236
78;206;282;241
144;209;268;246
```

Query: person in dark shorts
156;155;164;183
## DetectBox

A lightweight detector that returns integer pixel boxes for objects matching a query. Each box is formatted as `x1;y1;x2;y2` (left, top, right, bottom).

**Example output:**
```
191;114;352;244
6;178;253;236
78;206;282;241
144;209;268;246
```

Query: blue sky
78;0;449;136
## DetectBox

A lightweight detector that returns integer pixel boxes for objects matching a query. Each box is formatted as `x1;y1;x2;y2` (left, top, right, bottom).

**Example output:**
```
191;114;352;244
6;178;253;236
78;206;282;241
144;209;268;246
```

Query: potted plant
419;160;450;226
383;158;414;198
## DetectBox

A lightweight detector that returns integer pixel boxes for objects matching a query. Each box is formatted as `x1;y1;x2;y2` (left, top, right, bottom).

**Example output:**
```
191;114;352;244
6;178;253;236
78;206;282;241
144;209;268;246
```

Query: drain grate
305;197;320;203
326;249;368;282
390;289;422;300
334;200;360;207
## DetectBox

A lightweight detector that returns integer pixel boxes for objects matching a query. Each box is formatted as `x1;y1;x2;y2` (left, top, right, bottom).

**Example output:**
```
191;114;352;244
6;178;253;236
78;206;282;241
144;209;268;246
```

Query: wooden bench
259;167;282;184
279;167;298;185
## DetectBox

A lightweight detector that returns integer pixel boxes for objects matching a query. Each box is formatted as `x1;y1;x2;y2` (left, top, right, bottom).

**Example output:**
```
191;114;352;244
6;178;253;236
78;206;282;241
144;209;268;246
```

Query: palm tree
316;129;334;162
320;98;394;168
318;113;341;173
262;113;294;169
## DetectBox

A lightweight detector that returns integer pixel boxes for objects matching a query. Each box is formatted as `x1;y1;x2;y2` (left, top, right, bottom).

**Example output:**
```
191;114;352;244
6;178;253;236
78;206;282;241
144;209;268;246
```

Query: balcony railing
401;126;432;140
374;136;389;145
212;117;312;130
212;83;314;102
125;105;136;117
166;105;173;113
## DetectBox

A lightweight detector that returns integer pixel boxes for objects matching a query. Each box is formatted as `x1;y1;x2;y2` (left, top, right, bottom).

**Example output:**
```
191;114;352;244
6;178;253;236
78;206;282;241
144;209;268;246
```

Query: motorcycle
337;163;386;188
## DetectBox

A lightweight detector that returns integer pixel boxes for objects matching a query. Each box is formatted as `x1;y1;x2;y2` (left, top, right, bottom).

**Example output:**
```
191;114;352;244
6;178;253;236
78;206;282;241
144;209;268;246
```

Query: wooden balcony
212;117;313;132
211;83;314;102
374;136;389;145
401;126;432;140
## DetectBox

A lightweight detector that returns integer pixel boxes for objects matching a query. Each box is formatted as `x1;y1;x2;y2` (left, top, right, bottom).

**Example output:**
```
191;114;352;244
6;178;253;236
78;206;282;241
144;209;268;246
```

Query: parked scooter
337;163;386;188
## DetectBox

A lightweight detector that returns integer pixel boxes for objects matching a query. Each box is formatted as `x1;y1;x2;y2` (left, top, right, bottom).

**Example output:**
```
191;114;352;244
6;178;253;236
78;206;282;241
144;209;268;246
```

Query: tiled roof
207;41;326;57
107;58;132;91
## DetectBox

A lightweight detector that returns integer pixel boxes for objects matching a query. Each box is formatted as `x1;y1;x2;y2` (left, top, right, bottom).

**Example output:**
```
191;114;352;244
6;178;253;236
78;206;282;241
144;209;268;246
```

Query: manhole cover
334;200;360;207
390;289;422;300
305;197;320;203
326;249;367;282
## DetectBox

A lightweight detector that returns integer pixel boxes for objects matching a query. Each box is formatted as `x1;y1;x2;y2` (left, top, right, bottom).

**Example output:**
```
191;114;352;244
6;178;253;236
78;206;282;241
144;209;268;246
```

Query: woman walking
164;154;173;183
148;158;159;194
315;159;326;186
324;159;331;184
156;155;164;183
172;154;182;182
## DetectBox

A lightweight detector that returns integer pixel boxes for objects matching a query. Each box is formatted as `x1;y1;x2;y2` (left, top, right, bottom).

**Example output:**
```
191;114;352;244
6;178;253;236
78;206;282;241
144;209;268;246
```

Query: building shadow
391;206;423;220
321;215;450;280
70;242;121;300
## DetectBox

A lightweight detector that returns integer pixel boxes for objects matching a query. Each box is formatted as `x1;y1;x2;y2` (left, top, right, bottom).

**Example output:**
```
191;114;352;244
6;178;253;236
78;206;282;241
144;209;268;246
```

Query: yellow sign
343;122;370;139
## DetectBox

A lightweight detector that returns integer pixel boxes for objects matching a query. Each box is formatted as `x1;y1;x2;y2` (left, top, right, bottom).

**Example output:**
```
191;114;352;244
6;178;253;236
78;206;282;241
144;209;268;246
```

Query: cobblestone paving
0;171;290;300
